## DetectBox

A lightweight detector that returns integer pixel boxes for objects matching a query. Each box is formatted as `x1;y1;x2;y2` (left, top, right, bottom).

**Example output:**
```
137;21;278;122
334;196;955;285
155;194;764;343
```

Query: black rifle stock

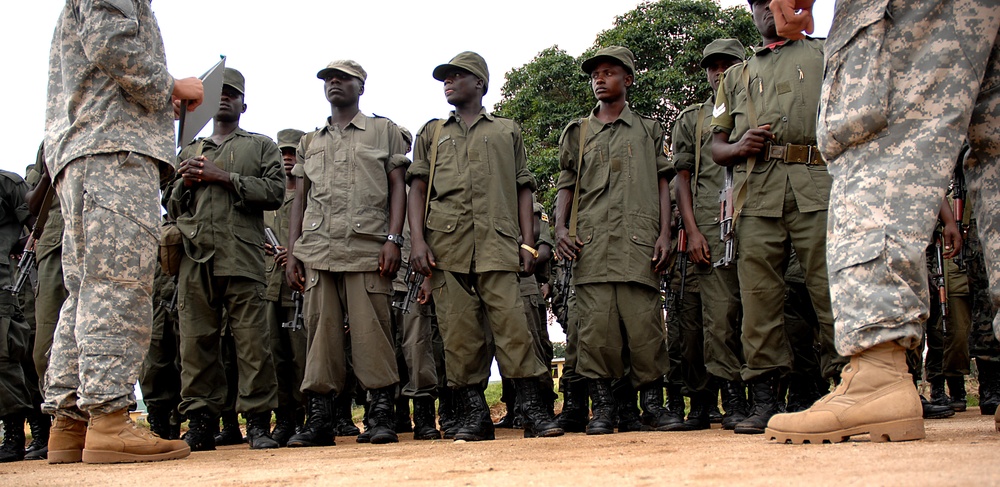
392;263;424;314
5;236;36;295
933;231;948;334
952;162;969;271
714;166;736;269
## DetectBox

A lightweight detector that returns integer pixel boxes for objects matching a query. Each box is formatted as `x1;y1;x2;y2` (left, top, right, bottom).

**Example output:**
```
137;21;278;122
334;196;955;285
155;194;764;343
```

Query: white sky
0;0;832;177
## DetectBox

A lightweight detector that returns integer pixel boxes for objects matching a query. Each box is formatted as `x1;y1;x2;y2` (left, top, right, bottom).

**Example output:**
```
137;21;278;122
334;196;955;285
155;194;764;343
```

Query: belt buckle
766;144;785;161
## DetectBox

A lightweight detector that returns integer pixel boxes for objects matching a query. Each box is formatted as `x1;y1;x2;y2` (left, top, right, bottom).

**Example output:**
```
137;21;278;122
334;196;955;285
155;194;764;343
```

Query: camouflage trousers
43;152;159;420
822;0;1000;355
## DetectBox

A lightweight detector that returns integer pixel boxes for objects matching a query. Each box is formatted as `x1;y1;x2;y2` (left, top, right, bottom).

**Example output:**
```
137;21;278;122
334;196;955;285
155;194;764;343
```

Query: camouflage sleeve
671;107;698;174
77;0;174;112
231;137;285;211
512;122;537;191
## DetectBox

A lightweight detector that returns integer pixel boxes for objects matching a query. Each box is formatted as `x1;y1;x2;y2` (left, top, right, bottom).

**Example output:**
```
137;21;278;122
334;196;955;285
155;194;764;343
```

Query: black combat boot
734;374;781;434
720;380;749;430
244;412;279;449
395;397;413;433
366;387;399;444
454;386;494;441
654;385;687;432
287;392;335;447
270;407;296;446
785;376;822;413
494;380;518;428
614;385;646;432
493;405;518;429
215;410;245;445
439;387;461;439
182;409;217;451
706;382;723;424
24;411;50;460
947;376;967;412
332;394;360;436
921;395;956;419
554;380;589;433
146;406;173;440
0;415;26;463
978;358;1000;415
586;379;615;435
412;397;441;440
356;402;372;443
929;377;950;407
516;378;564;438
678;391;711;431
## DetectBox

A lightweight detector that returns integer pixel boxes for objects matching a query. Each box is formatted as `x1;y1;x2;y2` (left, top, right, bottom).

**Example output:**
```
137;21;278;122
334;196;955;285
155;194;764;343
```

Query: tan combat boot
82;409;190;464
48;415;88;464
766;341;924;444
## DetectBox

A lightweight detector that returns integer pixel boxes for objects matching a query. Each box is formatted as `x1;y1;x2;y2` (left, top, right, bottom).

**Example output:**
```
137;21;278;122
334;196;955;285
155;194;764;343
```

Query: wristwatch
520;243;539;258
386;234;405;247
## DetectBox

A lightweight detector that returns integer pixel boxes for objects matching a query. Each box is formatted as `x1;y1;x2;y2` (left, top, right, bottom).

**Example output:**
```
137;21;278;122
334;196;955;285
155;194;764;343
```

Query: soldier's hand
942;220;962;259
736;125;773;158
286;255;306;292
686;229;711;265
177;157;206;187
417;276;433;305
410;240;436;277
520;247;537;276
194;158;230;185
554;225;583;261
172;77;205;116
379;242;402;277
770;0;815;41
274;246;288;267
540;282;551;300
652;233;672;274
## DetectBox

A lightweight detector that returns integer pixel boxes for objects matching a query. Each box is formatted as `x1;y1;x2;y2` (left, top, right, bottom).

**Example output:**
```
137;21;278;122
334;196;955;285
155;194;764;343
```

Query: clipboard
177;55;226;149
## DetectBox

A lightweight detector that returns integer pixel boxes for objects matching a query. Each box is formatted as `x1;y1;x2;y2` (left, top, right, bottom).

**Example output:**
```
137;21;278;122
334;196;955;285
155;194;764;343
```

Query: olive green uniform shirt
165;128;284;283
0;171;31;282
672;98;724;272
555;105;675;290
406;108;536;274
263;191;295;306
291;112;409;272
711;38;831;217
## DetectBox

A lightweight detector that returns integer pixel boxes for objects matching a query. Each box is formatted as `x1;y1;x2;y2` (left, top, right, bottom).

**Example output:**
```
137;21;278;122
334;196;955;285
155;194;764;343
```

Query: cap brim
433;63;465;81
700;53;742;68
581;55;632;75
316;67;361;81
222;83;244;95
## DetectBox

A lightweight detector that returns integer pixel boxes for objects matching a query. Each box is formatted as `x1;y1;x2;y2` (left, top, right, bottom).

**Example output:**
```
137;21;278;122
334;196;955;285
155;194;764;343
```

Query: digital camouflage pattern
44;0;175;182
44;153;161;420
966;219;1000;362
821;0;1000;355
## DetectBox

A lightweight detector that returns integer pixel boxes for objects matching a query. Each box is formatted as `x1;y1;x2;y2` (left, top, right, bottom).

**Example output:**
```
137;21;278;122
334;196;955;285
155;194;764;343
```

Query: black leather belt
764;142;825;165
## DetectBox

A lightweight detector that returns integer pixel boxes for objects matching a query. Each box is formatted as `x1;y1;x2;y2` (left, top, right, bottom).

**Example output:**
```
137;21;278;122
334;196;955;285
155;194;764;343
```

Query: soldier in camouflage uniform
767;0;1000;442
166;68;283;451
0;170;33;462
262;128;308;446
43;0;201;464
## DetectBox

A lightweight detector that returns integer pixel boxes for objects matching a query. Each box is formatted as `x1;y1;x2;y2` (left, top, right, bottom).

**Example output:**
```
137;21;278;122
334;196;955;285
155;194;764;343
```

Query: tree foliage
495;0;759;211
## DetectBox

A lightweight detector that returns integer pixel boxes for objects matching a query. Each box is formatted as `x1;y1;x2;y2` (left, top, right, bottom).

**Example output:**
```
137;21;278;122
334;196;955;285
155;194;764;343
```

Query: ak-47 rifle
282;291;304;331
714;166;736;269
159;282;179;313
264;227;282;255
677;222;689;301
553;258;574;324
952;155;969;271
5;235;36;295
391;263;424;314
932;231;948;334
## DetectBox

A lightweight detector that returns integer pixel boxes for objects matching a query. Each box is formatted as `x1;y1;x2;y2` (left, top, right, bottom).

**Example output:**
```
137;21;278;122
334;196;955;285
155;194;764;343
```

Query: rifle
159;281;179;313
553;258;574;325
282;291;304;331
391;263;424;315
952;159;969;271
932;231;948;334
714;166;736;269
264;227;282;257
677;223;689;301
5;235;36;295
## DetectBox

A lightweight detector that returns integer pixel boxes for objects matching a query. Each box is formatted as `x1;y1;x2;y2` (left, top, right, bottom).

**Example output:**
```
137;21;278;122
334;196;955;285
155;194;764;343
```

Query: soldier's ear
359;84;365;96
241;103;247;114
624;74;634;88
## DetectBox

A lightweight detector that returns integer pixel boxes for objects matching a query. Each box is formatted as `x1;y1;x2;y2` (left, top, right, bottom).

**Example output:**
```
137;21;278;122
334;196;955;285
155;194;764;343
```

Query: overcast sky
0;0;832;177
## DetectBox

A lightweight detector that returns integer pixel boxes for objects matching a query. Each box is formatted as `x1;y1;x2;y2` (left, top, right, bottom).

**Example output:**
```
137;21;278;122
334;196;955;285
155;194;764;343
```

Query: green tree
495;0;758;211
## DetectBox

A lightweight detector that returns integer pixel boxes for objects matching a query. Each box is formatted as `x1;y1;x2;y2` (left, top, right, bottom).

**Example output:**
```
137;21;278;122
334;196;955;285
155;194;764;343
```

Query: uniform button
312;222;317;227
190;231;196;237
356;223;361;227
311;277;316;282
782;117;788;122
713;218;719;223
632;235;637;240
447;225;452;230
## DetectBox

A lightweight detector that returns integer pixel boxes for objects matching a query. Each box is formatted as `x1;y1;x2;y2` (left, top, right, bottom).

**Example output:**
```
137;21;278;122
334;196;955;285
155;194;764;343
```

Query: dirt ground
2;408;998;486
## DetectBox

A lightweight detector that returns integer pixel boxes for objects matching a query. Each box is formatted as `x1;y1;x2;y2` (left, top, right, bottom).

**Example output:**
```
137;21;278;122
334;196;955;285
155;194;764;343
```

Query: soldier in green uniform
710;0;844;434
138;259;182;439
407;51;562;442
165;68;283;451
285;60;408;447
0;170;33;462
554;46;675;435
671;39;747;431
43;0;200;464
262;128;308;446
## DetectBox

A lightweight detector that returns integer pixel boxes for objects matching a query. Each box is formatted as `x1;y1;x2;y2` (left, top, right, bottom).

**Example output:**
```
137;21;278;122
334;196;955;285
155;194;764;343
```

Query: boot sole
81;445;191;464
453;432;495;441
47;449;82;464
766;418;925;444
524;427;565;438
